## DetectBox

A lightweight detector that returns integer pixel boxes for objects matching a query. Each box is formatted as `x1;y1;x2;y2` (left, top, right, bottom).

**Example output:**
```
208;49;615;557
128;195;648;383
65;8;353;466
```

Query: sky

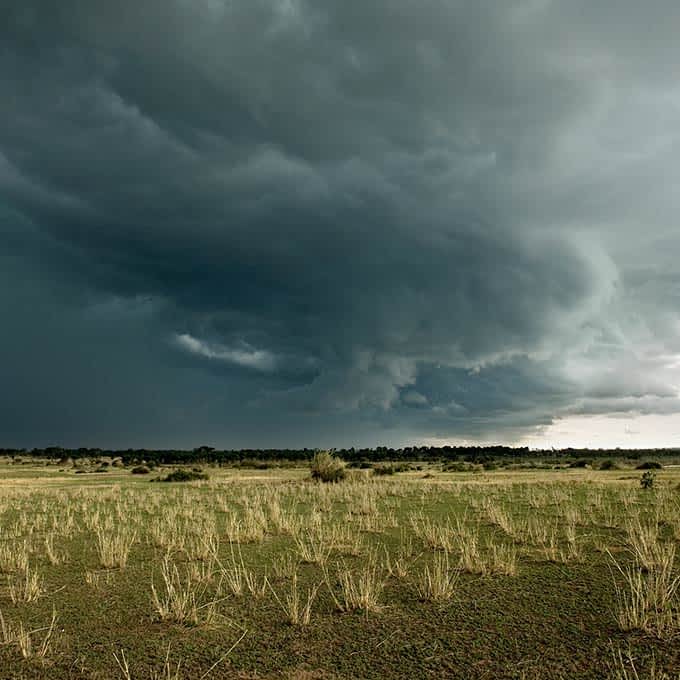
2;1;680;450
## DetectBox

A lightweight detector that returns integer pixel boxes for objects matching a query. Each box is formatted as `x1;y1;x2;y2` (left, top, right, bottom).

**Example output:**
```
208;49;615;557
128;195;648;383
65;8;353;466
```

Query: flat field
1;462;679;679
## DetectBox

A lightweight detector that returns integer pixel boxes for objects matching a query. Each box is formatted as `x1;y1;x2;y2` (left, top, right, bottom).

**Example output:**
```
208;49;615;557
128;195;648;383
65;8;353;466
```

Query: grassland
0;459;679;679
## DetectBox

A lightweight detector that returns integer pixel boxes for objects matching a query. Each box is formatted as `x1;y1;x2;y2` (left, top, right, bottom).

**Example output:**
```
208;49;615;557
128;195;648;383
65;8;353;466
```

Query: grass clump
0;607;58;660
416;551;459;602
609;546;680;639
96;525;137;569
269;573;320;626
326;553;385;615
151;557;219;625
310;451;346;483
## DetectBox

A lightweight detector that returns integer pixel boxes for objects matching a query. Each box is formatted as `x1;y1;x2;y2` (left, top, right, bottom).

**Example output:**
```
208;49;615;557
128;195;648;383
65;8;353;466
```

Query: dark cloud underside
1;1;680;447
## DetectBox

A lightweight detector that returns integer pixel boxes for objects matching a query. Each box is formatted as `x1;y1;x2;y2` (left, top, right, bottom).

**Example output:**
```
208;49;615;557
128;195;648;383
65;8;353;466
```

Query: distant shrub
640;470;656;490
568;459;591;468
131;465;150;475
348;461;373;469
157;469;209;483
236;459;271;470
310;451;346;483
442;462;470;472
598;459;619;470
636;461;663;470
372;464;395;476
373;463;411;476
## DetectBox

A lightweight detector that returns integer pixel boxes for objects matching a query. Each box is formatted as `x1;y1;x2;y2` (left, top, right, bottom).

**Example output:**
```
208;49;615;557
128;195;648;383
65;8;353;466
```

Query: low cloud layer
175;334;278;373
2;1;680;448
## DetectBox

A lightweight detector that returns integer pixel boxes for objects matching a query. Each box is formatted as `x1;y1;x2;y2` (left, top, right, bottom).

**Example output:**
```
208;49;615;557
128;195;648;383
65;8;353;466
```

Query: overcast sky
2;1;680;449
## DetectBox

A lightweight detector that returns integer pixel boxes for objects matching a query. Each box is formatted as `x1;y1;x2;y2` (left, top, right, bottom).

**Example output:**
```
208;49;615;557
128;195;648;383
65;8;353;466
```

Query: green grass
0;462;679;678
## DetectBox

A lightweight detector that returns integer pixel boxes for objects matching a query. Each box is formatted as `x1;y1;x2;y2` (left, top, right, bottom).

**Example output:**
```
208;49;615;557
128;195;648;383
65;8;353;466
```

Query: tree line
1;445;679;466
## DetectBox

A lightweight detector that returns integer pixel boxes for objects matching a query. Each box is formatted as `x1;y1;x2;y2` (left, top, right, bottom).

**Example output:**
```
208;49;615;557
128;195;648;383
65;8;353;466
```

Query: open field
1;461;680;679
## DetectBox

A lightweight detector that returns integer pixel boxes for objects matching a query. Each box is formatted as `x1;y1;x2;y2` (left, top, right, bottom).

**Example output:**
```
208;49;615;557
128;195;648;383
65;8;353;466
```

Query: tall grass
416;551;459;602
8;565;43;604
269;573;320;626
96;525;137;569
609;547;680;639
0;607;57;660
151;557;220;625
326;551;384;615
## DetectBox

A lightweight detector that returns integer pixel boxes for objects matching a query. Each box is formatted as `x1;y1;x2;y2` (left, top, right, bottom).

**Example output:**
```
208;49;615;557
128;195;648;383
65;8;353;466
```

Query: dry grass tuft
416;551;459;602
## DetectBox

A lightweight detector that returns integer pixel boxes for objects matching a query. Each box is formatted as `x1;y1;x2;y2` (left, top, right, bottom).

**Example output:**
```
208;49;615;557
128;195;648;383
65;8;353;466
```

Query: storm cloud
2;1;680;448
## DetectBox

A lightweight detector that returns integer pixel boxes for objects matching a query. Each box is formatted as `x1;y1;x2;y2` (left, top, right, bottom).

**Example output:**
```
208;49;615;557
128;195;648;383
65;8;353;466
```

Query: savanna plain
1;456;680;679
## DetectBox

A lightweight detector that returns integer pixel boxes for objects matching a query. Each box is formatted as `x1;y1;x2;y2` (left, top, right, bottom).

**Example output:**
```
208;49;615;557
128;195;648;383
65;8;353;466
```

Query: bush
372;464;395;476
442;462;471;472
636;461;663;470
157;469;209;483
348;461;373;470
131;465;151;475
598;459;619;470
310;451;346;483
372;463;411;476
640;470;656;490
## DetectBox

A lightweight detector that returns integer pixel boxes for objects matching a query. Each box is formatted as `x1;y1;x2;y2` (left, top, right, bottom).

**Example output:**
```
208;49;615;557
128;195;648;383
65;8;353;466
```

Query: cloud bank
1;1;680;447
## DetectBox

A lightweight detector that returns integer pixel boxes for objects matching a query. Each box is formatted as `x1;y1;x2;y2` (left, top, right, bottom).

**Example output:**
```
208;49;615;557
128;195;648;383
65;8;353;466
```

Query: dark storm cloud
1;1;680;447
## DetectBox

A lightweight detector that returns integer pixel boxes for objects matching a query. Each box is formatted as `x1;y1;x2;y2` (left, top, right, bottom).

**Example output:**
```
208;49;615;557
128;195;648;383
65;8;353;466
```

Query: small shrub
442;462;470;473
640;471;656;490
310;451;346;483
157;469;209;483
131;465;150;475
599;459;619;471
372;464;395;476
568;459;591;468
373;463;411;475
636;461;663;470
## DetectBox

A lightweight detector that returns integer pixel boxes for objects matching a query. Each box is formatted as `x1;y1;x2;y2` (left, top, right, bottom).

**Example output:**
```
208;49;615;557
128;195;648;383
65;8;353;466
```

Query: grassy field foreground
1;462;680;679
